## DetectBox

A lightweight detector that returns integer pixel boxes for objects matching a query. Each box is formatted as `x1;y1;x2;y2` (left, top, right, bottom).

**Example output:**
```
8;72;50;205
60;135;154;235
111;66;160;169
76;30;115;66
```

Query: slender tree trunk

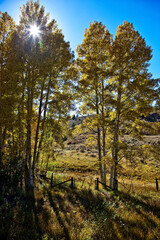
2;127;6;156
26;62;34;188
26;85;32;187
101;79;106;185
102;125;106;185
0;125;2;165
29;71;35;187
20;72;27;189
0;49;3;165
32;78;45;174
36;76;51;163
97;125;102;176
110;80;122;190
95;89;103;181
18;104;23;158
18;72;26;159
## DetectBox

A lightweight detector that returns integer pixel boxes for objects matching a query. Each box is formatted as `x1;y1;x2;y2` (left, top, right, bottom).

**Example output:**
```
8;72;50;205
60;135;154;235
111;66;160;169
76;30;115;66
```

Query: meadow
1;142;160;240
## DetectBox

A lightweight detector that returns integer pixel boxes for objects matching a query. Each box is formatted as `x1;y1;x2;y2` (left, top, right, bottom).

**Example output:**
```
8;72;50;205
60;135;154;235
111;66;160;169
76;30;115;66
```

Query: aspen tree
0;12;15;164
109;22;155;190
10;0;74;188
76;21;112;184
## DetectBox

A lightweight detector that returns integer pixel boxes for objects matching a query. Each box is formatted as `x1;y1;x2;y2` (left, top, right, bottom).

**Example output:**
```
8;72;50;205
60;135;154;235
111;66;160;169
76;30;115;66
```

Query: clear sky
0;0;160;79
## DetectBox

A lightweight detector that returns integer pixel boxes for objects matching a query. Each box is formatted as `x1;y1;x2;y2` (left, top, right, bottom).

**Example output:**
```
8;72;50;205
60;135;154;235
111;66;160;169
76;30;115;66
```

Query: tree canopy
0;0;75;189
0;2;159;191
76;21;157;190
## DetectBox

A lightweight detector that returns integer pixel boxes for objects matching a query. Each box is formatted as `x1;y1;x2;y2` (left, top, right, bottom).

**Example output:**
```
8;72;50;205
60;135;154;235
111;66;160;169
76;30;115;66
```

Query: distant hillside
69;112;160;128
66;112;160;151
68;115;88;128
142;112;160;122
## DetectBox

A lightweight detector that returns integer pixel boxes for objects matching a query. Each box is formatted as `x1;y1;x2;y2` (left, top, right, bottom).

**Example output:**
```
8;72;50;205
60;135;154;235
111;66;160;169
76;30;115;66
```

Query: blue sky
0;0;160;79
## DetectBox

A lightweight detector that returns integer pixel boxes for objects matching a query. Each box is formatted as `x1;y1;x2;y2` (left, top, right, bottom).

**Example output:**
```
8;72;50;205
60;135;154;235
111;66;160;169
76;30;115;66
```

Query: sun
29;24;40;38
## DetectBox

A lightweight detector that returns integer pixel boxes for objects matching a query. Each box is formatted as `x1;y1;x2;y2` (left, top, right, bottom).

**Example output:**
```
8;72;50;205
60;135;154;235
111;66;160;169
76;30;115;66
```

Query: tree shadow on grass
113;191;160;239
3;182;158;240
69;188;118;240
116;190;160;218
46;187;117;239
0;185;43;240
21;187;43;240
46;188;71;240
66;188;160;240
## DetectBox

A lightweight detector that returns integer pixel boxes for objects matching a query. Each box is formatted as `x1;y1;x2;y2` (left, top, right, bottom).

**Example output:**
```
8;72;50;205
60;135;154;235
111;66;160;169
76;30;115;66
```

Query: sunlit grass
1;175;160;240
1;148;160;239
52;149;98;172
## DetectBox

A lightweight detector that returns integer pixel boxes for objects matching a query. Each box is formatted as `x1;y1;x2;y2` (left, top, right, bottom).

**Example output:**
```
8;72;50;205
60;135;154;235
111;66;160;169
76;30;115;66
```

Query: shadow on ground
0;181;160;240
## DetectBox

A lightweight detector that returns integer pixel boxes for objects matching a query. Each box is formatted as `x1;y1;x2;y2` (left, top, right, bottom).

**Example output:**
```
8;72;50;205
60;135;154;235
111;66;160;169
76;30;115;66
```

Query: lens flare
29;24;40;38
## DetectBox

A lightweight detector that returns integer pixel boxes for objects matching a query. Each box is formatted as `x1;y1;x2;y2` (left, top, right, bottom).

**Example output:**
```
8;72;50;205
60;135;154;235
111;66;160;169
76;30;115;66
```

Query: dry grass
1;171;160;240
36;181;160;239
52;149;98;173
1;143;160;240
